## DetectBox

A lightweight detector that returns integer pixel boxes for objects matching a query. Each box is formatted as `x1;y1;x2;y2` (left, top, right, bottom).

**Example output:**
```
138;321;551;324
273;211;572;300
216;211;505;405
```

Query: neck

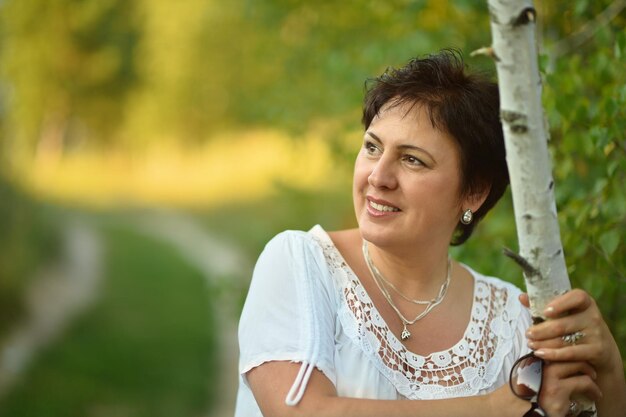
364;238;451;300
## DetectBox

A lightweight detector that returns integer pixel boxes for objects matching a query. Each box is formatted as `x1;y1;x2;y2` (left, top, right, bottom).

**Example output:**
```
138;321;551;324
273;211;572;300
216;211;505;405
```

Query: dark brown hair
362;49;509;245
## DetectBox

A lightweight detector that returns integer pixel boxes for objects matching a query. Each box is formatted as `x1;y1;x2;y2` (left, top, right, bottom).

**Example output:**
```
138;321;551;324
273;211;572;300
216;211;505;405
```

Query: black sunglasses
509;352;548;417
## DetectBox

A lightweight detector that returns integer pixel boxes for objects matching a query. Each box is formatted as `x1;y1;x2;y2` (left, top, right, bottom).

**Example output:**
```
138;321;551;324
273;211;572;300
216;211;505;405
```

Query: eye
364;140;381;156
403;154;424;167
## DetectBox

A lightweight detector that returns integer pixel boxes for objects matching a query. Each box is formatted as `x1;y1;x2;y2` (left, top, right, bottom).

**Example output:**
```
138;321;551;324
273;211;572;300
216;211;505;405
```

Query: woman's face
353;102;473;250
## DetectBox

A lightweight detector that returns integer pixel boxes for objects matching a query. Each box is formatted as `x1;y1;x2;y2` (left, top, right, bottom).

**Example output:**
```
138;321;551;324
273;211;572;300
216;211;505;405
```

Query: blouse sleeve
238;230;337;406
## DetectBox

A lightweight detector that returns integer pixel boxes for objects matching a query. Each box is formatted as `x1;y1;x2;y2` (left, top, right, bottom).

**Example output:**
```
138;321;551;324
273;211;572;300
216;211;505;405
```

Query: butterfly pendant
401;326;411;341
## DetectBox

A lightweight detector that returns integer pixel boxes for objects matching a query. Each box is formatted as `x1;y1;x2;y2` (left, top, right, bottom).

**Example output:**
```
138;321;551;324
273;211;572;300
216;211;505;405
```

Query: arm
247;360;528;417
523;290;626;417
247;360;600;417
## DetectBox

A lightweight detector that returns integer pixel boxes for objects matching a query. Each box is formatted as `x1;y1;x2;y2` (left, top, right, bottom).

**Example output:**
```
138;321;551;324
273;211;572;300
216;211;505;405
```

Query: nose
368;156;398;189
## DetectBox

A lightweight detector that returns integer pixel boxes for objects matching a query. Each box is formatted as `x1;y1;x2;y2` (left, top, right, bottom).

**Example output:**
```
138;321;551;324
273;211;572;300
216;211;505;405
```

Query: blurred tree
0;0;497;151
0;0;140;162
119;0;494;145
119;0;218;147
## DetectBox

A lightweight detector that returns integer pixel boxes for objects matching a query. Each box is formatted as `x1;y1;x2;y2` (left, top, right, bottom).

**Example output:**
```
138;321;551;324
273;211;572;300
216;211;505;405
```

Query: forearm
304;390;528;417
248;362;529;417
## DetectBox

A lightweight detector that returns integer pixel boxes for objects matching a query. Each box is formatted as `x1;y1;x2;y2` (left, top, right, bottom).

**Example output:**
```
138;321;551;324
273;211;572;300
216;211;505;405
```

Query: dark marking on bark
548;180;554;190
531;247;541;259
523;214;533;220
512;7;536;27
501;110;528;134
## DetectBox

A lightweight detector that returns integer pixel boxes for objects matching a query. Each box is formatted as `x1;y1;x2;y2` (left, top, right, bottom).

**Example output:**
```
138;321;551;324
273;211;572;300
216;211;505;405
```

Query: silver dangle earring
461;209;473;225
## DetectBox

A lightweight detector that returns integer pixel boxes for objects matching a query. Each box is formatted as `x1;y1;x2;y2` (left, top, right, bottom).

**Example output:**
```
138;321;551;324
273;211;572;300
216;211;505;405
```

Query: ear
460;185;490;215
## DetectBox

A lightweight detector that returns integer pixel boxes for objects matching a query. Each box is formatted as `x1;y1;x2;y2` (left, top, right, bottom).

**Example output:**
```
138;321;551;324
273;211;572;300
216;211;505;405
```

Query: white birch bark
486;1;595;414
486;0;570;319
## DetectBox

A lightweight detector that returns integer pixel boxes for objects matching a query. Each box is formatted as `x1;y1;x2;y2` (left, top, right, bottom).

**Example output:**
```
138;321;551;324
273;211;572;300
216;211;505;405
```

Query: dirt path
0;219;103;398
132;209;249;417
0;210;247;416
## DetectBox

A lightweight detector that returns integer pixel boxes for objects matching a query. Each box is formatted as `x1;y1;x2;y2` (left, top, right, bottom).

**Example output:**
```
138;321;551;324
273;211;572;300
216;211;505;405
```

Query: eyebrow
365;131;435;161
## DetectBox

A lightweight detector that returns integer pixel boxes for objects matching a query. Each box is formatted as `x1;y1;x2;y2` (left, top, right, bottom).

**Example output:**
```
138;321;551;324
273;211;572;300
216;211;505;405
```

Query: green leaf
598;230;620;256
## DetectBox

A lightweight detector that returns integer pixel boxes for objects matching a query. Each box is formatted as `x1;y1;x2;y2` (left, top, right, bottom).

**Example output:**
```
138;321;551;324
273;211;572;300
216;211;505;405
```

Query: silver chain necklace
362;240;451;341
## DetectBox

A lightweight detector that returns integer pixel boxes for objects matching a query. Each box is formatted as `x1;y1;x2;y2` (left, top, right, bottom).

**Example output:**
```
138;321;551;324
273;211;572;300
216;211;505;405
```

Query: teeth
369;201;399;212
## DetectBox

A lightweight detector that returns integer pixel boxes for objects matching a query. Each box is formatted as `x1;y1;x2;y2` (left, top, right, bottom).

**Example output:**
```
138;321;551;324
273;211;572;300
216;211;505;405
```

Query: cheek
408;176;462;213
352;157;371;191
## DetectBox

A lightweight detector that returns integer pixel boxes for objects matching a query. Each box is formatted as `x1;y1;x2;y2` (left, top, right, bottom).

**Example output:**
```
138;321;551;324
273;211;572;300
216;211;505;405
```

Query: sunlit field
19;129;354;209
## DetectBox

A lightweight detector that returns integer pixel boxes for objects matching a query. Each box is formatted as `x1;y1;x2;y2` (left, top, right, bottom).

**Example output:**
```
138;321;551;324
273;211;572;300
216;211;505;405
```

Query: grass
0;177;60;338
0;221;218;417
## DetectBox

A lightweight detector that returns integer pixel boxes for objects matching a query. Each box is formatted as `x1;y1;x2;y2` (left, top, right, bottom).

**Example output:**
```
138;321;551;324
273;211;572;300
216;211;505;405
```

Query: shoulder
264;228;320;252
251;227;334;290
259;228;326;267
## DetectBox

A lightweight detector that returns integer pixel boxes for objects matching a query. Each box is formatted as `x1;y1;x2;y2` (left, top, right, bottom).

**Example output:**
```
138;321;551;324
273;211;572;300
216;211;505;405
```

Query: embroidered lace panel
312;232;520;400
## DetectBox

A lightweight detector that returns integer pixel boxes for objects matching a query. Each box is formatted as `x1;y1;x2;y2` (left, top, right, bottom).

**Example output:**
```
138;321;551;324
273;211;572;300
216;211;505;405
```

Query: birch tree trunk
486;1;596;415
486;0;570;318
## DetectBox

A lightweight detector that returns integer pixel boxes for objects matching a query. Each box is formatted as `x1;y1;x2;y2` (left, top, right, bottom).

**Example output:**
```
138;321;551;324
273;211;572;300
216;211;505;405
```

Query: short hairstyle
362;49;509;245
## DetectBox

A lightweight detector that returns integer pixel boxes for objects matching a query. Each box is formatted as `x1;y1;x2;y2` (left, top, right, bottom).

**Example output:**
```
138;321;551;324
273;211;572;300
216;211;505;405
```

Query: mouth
367;197;400;213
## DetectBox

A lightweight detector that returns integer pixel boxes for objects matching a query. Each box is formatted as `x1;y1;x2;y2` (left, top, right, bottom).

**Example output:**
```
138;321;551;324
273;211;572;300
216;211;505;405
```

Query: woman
235;50;625;417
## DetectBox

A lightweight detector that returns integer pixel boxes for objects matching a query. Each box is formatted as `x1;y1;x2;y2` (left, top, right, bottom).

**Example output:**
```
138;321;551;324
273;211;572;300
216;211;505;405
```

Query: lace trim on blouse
310;227;522;400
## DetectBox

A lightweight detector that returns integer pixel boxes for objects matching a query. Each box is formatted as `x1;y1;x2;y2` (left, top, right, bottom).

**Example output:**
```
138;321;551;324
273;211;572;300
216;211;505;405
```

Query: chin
357;218;399;248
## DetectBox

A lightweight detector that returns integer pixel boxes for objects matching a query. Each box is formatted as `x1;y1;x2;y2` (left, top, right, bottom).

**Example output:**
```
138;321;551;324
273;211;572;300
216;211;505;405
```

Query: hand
539;360;602;417
520;290;620;373
489;361;600;417
520;289;626;417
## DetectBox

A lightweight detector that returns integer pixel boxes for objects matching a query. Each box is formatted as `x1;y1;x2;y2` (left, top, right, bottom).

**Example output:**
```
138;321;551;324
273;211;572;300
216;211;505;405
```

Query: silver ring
567;400;581;416
562;331;585;345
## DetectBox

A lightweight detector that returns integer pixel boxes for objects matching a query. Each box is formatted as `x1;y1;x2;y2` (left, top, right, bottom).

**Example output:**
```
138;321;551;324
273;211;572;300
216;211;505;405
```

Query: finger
534;344;602;364
519;293;530;308
541;376;603;416
528;329;594;351
543;289;593;318
528;337;573;351
526;316;588;341
540;375;602;405
543;361;597;380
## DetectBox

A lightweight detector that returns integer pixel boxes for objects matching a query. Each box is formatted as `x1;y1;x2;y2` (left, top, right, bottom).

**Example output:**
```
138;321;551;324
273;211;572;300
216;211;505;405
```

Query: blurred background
0;0;624;416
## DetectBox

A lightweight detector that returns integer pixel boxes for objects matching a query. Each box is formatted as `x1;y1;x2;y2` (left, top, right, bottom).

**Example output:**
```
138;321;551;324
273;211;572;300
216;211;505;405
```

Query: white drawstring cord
284;361;316;406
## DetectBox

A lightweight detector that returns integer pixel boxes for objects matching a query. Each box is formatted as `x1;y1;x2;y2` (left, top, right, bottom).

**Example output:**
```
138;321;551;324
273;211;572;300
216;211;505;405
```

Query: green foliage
0;224;218;417
0;176;59;337
214;0;493;135
543;17;626;351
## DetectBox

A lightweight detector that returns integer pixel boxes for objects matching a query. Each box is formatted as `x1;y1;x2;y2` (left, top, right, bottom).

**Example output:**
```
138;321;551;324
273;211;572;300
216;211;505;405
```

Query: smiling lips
367;197;400;216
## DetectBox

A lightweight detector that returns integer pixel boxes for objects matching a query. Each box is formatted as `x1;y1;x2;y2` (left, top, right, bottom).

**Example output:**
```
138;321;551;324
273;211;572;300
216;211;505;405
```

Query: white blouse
235;225;532;416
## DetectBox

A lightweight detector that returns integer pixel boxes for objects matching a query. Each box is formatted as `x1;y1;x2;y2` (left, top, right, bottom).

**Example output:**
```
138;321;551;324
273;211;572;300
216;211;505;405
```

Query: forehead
371;102;448;140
